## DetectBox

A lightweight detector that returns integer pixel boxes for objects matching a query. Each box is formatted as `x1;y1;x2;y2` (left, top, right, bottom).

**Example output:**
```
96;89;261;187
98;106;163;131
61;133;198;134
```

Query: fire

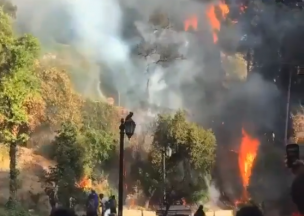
183;1;229;43
206;2;229;43
184;15;198;31
238;128;259;199
76;176;92;189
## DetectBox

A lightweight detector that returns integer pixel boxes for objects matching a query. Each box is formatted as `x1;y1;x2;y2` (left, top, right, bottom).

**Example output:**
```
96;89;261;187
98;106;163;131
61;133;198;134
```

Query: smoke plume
12;0;289;206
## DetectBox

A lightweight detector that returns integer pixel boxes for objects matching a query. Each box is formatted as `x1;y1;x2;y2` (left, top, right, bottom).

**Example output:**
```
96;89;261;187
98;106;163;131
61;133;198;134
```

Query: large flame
183;1;229;43
238;128;259;199
184;15;198;31
206;2;229;43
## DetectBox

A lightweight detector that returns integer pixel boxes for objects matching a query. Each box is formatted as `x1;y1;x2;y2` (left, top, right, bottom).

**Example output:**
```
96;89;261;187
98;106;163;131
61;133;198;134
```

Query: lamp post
162;144;172;205
118;112;136;216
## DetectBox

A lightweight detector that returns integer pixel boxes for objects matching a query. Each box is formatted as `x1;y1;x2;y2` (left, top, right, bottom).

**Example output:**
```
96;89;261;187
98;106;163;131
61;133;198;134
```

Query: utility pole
284;67;292;145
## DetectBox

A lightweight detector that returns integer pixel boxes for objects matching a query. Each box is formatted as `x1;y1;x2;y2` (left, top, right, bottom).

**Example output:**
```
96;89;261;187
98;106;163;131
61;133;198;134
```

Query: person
86;189;99;216
69;196;76;210
45;184;58;215
104;199;112;216
109;195;117;215
50;207;77;216
236;206;263;216
194;205;205;216
290;160;304;215
99;193;107;216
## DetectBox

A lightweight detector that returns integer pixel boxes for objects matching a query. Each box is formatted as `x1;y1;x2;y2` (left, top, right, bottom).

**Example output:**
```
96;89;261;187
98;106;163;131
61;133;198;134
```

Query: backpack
87;196;96;213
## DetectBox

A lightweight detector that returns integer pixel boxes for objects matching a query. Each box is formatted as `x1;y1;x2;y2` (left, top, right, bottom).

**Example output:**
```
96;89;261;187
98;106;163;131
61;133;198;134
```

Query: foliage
81;99;120;133
35;64;83;127
45;122;87;207
0;8;42;202
79;129;116;175
132;110;216;205
3;202;31;216
292;106;304;142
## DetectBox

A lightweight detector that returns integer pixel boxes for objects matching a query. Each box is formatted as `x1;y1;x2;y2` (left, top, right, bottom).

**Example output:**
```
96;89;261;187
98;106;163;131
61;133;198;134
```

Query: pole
118;119;125;216
284;68;292;146
162;146;166;205
118;91;121;106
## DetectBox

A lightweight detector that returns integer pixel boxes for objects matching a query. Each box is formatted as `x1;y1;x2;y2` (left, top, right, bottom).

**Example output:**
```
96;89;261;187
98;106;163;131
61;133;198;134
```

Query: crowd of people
48;159;304;216
86;190;117;216
46;189;117;216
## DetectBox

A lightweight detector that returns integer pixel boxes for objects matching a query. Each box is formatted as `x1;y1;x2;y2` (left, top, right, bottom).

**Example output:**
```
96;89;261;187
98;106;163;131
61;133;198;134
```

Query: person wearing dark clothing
109;195;117;215
236;206;263;216
286;159;304;215
194;205;205;216
45;186;58;215
291;172;304;214
86;190;99;216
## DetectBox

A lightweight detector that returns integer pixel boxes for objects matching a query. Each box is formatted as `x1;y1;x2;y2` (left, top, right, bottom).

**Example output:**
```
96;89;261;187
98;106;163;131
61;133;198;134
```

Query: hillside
0;146;54;211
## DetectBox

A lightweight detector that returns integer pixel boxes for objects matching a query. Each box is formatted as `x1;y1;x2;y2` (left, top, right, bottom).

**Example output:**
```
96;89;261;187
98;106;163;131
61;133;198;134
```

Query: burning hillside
10;0;297;212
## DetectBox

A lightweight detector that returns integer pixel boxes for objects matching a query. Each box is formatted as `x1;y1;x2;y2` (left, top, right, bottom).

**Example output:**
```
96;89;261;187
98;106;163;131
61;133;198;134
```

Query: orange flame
206;2;229;43
238;128;259;199
184;16;198;31
76;176;92;189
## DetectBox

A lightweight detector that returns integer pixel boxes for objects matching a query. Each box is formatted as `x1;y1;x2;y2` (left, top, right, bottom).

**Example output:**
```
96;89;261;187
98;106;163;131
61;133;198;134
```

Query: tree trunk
144;199;150;209
9;141;18;202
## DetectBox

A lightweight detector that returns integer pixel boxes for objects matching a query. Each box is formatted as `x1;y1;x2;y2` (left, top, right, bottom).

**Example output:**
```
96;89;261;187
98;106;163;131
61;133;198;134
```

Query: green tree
79;129;116;177
81;100;120;133
0;8;40;203
132;111;216;206
46;122;86;206
80;100;119;180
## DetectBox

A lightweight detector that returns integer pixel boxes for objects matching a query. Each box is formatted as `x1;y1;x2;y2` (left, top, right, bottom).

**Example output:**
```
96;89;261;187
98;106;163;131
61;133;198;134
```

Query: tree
46;122;87;207
79;129;116;177
132;111;216;206
35;64;83;128
80;100;119;181
0;8;41;203
81;99;120;133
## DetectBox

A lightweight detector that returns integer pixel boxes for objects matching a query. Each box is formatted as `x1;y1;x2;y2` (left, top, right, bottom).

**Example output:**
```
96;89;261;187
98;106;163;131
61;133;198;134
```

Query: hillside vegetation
0;2;217;215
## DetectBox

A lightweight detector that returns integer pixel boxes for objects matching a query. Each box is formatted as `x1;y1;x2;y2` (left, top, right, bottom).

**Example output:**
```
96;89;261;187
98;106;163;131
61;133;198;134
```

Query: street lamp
118;112;136;216
162;143;172;205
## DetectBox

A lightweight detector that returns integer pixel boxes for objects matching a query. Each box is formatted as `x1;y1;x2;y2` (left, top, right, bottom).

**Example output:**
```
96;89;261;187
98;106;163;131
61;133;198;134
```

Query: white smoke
204;177;221;209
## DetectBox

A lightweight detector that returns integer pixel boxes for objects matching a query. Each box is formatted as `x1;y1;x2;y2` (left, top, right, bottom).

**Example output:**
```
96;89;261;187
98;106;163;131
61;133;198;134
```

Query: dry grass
0;146;54;210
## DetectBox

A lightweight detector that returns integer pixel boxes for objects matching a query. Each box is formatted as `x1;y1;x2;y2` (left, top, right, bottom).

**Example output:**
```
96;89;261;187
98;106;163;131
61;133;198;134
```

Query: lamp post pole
118;112;136;216
162;146;166;204
284;68;292;146
162;144;172;206
118;119;125;216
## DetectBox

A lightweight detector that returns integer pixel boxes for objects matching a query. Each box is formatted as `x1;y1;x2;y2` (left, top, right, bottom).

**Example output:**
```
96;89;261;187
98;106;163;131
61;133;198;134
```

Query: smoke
11;0;288;206
205;176;222;210
12;0;279;121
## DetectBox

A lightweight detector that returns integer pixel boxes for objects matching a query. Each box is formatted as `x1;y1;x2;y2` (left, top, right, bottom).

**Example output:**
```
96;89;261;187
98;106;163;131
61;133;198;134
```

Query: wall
122;209;234;216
